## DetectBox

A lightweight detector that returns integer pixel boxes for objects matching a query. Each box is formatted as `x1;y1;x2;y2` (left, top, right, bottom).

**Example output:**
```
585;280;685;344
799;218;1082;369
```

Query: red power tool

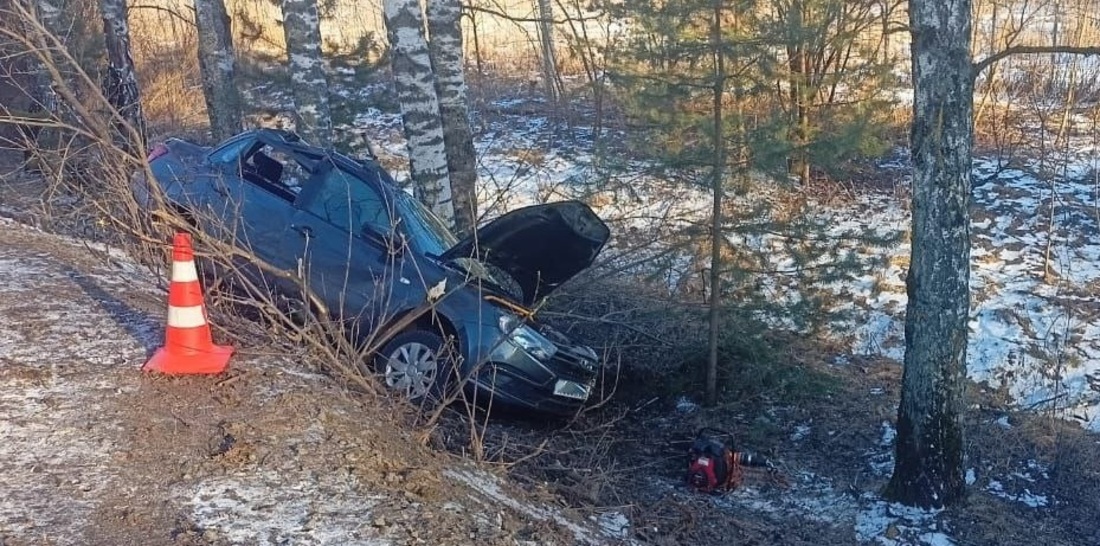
686;428;776;493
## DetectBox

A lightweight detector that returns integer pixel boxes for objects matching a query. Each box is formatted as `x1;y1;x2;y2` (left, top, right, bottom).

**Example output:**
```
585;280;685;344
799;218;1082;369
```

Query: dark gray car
133;128;610;416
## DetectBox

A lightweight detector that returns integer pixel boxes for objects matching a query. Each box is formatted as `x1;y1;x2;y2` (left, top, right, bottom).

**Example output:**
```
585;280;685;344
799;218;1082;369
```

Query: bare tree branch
129;4;195;27
973;45;1100;78
462;3;604;25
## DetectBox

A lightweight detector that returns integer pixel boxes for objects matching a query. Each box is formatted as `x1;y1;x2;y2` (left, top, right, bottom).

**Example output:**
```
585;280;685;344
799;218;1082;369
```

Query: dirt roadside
0;217;621;546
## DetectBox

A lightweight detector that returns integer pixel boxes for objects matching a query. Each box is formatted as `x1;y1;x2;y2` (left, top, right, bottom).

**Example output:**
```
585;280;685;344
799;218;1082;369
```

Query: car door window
303;166;394;237
236;144;320;202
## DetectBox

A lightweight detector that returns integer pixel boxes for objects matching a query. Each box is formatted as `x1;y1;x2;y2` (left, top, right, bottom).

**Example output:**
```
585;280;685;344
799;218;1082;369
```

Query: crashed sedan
133;128;610;416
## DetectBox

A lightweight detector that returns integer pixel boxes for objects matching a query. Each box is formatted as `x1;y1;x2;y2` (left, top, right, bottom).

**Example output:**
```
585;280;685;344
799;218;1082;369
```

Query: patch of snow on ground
880;422;896;446
724;472;858;525
184;472;387;545
986;480;1049;508
791;423;811;442
592;511;630;539
675;396;699;414
856;500;954;546
712;470;957;545
982;459;1053;508
446;468;628;545
0;223;151;544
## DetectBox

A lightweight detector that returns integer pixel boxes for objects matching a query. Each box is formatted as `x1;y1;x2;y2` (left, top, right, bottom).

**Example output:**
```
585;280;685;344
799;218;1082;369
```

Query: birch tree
281;0;332;146
27;0;61;114
384;0;454;226
888;0;1100;508
885;0;973;510
534;0;559;102
426;0;477;233
100;0;147;151
194;0;241;141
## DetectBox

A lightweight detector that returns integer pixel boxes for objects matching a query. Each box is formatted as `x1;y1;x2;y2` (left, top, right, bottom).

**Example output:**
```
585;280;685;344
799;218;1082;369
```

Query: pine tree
606;0;766;405
604;0;898;403
763;0;900;184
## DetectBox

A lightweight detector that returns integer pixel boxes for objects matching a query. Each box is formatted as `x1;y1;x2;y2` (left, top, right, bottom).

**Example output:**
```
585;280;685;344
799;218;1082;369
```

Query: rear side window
303;167;395;236
208;137;253;165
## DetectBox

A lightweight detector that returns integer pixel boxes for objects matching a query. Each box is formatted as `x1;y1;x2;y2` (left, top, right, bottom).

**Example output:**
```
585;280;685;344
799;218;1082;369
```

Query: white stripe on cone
168;305;207;328
171;260;200;283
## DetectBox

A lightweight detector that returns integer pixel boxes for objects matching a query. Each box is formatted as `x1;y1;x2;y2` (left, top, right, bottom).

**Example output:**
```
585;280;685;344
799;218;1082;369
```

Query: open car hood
440;201;611;305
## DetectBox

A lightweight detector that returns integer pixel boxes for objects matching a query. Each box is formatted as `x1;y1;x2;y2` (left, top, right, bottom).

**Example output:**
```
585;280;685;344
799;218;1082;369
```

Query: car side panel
281;209;405;329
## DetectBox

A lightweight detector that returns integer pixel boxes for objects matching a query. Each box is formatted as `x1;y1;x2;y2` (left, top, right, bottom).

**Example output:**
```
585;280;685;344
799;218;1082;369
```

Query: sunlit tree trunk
281;0;332;146
100;0;147;151
885;0;971;509
384;0;454;226
426;0;477;233
535;0;559;102
194;0;241;142
783;0;811;185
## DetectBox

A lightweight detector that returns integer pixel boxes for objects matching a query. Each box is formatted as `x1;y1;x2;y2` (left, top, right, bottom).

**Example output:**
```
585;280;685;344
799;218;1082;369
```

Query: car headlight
499;314;557;361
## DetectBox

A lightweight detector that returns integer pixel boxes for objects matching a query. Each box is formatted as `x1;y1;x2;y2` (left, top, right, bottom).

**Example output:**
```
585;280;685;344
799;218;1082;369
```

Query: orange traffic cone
143;232;233;375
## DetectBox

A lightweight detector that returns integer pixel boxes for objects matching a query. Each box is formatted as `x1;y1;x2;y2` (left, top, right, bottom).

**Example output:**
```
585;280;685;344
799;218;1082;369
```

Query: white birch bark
100;0;147;151
384;0;454;227
426;0;477;233
885;0;972;509
194;0;242;142
281;0;332;146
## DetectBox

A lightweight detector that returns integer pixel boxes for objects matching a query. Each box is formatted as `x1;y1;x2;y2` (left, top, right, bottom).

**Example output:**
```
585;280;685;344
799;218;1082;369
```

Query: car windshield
394;189;458;256
394;190;523;299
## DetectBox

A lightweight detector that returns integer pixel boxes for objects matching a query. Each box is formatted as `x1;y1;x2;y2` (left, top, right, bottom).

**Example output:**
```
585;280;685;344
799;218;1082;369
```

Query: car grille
549;346;598;383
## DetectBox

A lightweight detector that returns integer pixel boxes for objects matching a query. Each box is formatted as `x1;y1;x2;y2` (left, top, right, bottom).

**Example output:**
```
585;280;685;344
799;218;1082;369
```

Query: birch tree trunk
885;0;972;508
426;0;477;233
28;0;61;113
281;0;332;146
535;0;559;102
384;0;454;227
100;0;147;151
194;0;242;142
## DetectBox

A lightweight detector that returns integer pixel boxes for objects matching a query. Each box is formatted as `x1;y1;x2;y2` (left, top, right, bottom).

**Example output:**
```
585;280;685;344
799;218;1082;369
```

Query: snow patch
446;468;631;544
856;500;953;546
184;473;386;545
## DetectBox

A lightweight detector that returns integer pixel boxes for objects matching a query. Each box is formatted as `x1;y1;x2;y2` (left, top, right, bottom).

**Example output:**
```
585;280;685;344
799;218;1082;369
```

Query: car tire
373;330;461;406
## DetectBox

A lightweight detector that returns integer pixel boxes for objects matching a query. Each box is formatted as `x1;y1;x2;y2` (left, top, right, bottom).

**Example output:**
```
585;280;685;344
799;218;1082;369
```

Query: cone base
142;344;233;375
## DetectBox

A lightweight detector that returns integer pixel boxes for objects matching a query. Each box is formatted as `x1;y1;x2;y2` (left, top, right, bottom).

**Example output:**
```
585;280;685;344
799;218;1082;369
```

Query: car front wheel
374;330;459;403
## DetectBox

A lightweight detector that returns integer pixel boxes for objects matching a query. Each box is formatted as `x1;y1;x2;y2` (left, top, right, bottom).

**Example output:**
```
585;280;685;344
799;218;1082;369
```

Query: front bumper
466;337;600;416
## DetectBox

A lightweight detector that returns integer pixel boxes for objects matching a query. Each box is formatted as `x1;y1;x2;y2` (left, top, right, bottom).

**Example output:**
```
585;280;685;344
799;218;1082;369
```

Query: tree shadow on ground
64;267;162;358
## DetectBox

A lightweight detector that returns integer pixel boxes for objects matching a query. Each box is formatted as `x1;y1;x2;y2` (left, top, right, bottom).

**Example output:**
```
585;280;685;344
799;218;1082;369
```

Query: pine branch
973;45;1100;78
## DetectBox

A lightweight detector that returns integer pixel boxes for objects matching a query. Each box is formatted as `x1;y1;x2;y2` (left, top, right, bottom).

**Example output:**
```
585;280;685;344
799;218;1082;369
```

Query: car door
199;138;305;284
281;160;406;332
